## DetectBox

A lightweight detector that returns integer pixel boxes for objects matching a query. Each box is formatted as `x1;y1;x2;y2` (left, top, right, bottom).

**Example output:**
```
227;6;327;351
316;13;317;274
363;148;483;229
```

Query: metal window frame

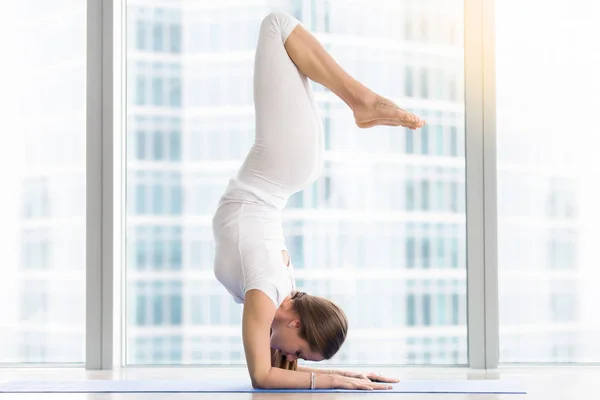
465;0;499;369
83;0;500;370
86;0;125;370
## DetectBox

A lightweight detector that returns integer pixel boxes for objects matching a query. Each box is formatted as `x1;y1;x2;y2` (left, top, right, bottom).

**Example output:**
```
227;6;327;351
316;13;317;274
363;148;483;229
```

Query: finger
370;383;393;390
369;375;398;383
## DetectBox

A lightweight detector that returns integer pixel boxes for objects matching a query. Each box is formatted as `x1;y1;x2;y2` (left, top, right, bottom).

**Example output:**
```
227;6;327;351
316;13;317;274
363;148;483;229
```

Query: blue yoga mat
0;379;526;394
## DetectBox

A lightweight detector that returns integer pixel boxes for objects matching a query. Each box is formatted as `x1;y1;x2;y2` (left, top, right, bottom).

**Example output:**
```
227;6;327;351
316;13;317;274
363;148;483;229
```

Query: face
270;320;325;362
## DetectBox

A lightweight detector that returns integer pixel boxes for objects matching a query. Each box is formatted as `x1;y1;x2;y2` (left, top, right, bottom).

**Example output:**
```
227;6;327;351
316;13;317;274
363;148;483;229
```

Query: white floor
0;366;598;399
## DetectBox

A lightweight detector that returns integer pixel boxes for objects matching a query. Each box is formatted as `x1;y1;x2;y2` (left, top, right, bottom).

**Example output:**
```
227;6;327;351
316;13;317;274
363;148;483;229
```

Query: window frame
83;0;500;370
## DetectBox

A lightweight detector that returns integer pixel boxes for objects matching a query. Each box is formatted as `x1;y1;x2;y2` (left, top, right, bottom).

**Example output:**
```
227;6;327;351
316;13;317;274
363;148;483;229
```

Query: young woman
212;11;425;390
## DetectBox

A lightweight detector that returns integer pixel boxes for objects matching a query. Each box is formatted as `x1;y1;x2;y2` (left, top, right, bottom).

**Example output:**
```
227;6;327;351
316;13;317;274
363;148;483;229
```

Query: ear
287;319;302;329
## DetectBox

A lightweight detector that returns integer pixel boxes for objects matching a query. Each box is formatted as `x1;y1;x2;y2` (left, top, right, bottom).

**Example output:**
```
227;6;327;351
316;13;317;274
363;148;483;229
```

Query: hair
273;291;348;371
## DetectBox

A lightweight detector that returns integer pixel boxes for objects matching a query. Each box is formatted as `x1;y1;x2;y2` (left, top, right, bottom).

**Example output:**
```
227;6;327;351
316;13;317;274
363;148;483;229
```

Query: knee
260;11;295;37
262;11;292;27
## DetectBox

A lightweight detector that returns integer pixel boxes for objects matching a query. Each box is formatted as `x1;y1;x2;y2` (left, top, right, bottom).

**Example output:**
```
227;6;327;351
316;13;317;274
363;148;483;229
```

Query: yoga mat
0;379;526;394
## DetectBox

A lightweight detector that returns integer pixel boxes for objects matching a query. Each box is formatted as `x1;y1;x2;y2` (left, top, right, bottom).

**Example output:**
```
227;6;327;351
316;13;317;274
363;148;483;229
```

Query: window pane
0;1;86;363
126;0;466;365
497;0;600;362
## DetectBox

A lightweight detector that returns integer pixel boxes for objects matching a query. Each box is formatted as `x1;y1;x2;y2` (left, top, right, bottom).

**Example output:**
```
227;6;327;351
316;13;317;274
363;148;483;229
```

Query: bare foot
353;94;426;130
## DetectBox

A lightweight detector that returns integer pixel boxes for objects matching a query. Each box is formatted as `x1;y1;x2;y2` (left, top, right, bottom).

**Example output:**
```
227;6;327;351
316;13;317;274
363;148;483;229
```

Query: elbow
251;379;264;390
251;378;269;390
250;372;270;390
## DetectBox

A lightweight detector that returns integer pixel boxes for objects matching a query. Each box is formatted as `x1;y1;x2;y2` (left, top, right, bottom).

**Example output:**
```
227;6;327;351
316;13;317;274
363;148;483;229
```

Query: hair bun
292;290;307;299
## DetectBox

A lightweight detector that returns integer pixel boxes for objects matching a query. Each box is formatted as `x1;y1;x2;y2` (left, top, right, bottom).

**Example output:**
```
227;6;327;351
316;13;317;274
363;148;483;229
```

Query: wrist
316;373;336;389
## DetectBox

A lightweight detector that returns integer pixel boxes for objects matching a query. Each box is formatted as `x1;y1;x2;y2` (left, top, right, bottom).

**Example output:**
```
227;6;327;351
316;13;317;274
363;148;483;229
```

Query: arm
298;365;400;383
298;365;344;375
243;289;391;390
243;289;331;389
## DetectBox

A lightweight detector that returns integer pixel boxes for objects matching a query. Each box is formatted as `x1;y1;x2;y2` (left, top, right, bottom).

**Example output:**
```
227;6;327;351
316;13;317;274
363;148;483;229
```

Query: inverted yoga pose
212;12;425;390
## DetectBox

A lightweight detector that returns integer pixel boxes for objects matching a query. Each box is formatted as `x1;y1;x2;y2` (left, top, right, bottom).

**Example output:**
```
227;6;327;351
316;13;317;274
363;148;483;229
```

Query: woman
212;11;425;390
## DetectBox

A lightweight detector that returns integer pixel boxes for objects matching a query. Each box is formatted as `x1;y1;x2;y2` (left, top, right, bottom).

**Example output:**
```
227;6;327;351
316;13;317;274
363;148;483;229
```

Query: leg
280;14;426;130
241;12;325;194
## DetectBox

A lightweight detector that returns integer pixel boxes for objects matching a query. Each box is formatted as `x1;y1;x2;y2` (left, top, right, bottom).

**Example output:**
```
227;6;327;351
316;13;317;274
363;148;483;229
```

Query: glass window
435;125;444;155
170;184;182;215
152;22;164;51
136;130;146;159
169;77;181;107
152;293;163;325
0;0;86;363
422;238;431;268
450;126;458;157
152;185;164;214
421;180;430;210
406;237;416;268
169;239;182;269
170;294;182;325
153;131;163;160
405;66;413;97
421;125;429;154
423;294;431;326
406;181;415;210
153;237;164;268
420;68;429;98
405;130;414;153
126;0;466;366
136;76;146;105
437;294;447;325
406;294;416;326
210;295;220;325
136;20;147;50
169;130;181;161
136;293;146;325
169;24;181;53
452;294;459;325
136;238;147;268
152;77;164;106
136;184;146;214
497;0;600;363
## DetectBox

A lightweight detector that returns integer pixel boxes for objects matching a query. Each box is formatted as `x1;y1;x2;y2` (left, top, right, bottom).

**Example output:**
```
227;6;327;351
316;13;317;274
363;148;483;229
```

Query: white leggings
213;12;324;308
235;11;324;209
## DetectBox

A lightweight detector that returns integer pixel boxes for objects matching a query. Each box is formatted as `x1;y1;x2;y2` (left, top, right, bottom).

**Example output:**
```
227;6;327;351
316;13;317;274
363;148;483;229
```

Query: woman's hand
335;370;399;383
327;374;393;390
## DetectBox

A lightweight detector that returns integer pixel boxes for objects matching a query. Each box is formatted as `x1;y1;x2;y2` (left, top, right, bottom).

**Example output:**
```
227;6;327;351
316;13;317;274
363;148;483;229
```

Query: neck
271;295;293;329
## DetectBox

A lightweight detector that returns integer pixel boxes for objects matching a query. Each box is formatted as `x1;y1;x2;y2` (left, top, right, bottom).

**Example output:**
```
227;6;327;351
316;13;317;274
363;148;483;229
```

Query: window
450;126;457;156
0;1;86;363
496;0;600;363
136;76;146;105
405;66;414;97
168;77;181;107
136;20;147;50
152;21;164;51
421;180;430;210
406;181;415;210
125;1;466;366
422;239;431;268
169;24;181;53
136;130;146;159
151;77;164;106
405;129;414;153
435;125;444;155
420;68;429;98
406;294;416;326
423;294;431;325
421;125;429;154
169;130;181;161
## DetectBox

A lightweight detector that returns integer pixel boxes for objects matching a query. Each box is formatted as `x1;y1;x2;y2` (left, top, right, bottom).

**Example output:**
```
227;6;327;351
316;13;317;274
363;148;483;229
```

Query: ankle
345;84;376;112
